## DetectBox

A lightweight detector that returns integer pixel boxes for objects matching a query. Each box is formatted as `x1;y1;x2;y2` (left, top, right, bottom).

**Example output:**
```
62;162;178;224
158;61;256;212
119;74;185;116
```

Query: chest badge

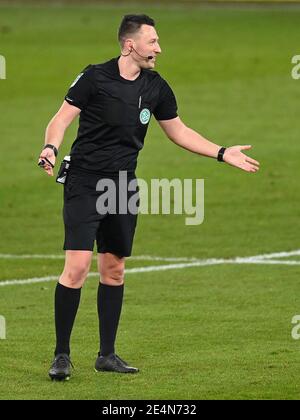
139;108;151;125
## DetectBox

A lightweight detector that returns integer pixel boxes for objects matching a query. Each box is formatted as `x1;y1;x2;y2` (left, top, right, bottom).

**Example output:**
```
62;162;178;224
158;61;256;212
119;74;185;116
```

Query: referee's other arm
38;101;80;176
159;116;260;173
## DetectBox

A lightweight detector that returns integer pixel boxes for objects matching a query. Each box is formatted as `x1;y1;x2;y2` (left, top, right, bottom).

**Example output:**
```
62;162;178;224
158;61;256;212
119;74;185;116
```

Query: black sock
97;283;124;357
54;282;81;356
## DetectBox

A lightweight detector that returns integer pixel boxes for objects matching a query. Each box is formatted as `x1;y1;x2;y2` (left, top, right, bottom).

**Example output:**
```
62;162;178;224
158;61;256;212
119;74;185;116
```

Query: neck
118;55;141;81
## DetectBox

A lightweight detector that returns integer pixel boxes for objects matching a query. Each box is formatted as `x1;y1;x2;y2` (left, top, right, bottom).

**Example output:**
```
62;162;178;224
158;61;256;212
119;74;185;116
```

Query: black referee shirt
64;56;178;175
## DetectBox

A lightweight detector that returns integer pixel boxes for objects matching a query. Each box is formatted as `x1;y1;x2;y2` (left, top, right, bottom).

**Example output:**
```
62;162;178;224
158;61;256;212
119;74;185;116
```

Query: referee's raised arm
38;101;80;176
158;116;260;173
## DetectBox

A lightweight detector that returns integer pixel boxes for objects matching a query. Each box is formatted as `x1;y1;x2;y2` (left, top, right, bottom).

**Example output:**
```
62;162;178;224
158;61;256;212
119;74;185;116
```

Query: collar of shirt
107;56;144;84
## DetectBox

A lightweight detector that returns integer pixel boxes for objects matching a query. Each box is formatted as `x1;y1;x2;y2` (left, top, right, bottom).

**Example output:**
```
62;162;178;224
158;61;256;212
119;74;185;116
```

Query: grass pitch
0;3;300;400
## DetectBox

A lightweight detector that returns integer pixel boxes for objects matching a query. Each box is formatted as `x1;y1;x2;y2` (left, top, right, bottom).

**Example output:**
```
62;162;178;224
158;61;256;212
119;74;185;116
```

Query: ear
124;38;134;51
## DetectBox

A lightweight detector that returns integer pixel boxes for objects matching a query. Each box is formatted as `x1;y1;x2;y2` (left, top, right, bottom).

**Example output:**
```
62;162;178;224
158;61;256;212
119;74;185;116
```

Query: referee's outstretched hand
223;145;260;173
38;148;56;176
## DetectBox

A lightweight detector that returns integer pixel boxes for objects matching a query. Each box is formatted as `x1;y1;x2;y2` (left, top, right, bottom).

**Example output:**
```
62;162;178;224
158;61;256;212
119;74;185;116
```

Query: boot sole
49;373;70;381
94;368;138;374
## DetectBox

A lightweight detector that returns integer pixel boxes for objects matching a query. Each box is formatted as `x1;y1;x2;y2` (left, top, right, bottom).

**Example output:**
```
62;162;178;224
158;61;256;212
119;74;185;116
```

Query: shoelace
115;354;128;366
54;355;74;369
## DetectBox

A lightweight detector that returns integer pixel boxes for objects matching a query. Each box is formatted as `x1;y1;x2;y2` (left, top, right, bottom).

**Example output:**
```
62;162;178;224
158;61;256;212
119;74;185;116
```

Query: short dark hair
118;14;155;47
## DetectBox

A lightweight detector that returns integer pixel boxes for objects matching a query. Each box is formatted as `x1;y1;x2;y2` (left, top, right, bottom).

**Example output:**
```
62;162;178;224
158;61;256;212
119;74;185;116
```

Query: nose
155;43;162;54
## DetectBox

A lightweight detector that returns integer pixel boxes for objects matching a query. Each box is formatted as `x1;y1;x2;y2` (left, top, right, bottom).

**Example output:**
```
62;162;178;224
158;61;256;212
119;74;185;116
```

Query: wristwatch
217;147;226;162
43;144;58;157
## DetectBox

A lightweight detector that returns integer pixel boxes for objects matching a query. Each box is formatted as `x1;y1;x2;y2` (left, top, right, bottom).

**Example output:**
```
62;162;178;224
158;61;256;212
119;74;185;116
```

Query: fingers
38;149;56;176
42;161;54;176
246;157;260;172
38;155;55;166
245;156;260;166
239;147;260;172
38;148;55;163
46;167;54;176
226;145;259;173
240;145;252;151
38;160;54;176
241;162;259;173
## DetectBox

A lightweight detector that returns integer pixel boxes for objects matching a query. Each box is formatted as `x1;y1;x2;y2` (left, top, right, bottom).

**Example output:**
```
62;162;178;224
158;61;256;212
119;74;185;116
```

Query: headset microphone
131;47;153;60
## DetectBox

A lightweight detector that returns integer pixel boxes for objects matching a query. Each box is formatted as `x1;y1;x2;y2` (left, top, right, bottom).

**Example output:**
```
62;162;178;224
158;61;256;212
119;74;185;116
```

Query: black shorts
63;169;139;257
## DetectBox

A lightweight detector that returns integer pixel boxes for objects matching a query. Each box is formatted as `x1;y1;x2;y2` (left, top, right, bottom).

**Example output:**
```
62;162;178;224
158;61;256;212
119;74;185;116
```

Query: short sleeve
153;79;178;121
64;65;97;110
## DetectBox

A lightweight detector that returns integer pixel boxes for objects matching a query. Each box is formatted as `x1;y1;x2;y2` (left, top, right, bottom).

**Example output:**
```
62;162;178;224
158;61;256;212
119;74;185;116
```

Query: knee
61;263;90;288
100;264;125;286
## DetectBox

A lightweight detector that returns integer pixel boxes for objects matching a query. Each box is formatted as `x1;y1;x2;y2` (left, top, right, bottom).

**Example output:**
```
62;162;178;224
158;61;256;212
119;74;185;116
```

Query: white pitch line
1;249;300;262
0;253;199;262
233;259;300;266
0;254;66;260
1;256;300;287
244;249;300;260
0;276;59;287
0;260;228;287
128;255;201;262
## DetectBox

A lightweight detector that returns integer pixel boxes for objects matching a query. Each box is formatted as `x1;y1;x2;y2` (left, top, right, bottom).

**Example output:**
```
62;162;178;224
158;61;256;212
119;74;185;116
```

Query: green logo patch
139;108;151;125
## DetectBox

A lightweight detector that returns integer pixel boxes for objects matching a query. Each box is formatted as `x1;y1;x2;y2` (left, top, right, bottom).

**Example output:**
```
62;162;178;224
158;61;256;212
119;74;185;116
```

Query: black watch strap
43;144;58;157
217;147;226;162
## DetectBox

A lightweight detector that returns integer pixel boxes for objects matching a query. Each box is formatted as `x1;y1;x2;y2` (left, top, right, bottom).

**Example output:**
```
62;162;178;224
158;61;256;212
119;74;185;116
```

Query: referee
38;14;259;381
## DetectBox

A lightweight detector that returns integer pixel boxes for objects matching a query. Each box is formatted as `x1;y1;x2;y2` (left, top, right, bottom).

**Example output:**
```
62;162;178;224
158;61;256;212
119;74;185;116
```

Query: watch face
218;148;225;161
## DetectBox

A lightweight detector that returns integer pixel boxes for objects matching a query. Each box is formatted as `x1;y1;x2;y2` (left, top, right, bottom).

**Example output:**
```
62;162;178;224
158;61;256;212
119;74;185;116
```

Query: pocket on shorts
64;173;85;199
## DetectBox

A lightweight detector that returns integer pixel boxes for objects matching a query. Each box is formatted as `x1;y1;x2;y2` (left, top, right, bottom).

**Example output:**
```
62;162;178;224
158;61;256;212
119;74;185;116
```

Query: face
127;24;162;69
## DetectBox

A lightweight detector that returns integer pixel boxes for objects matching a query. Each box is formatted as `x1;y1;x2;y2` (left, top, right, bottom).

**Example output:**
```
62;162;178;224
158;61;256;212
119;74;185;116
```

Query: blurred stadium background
0;0;300;400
